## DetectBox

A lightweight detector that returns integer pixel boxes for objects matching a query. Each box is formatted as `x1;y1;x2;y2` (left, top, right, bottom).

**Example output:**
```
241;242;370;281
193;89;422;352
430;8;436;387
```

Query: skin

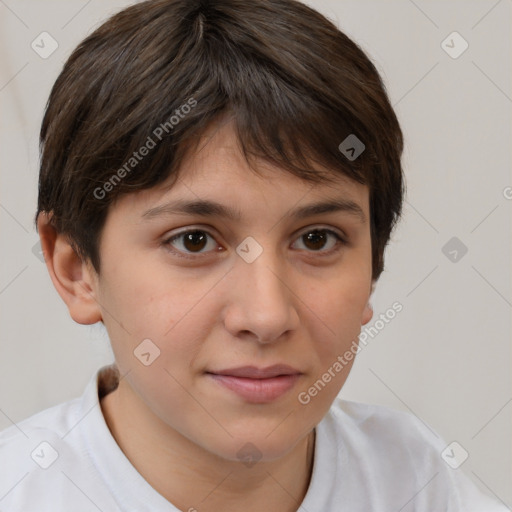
38;118;374;512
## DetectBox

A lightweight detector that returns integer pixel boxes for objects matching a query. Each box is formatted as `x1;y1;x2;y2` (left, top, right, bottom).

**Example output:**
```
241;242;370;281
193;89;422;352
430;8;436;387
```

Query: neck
100;378;316;512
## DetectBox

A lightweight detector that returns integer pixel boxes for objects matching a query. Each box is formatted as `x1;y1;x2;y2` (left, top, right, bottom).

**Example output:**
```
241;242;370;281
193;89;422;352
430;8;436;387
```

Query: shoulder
330;396;427;427
0;394;83;469
0;395;83;463
324;397;446;472
319;398;509;512
0;364;119;466
0;367;120;511
0;396;81;507
329;397;442;448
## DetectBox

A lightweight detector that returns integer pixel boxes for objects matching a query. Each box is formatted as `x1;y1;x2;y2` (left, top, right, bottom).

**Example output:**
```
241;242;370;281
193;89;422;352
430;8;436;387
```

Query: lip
206;365;302;403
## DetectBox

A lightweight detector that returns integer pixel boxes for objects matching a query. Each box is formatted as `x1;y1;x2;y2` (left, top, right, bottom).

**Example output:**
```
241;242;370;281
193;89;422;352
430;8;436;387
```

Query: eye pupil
183;231;207;252
304;230;327;250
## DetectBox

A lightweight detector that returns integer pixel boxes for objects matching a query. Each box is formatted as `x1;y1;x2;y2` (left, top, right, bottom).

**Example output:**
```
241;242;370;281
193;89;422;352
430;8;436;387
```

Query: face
90;119;373;462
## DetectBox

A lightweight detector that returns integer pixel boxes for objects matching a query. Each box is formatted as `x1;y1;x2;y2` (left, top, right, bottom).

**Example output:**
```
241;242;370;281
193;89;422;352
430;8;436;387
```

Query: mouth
206;365;302;403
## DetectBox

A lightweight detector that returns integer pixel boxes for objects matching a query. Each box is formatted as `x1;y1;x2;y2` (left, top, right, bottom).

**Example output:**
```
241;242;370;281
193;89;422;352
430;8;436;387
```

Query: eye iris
183;231;207;252
304;230;327;250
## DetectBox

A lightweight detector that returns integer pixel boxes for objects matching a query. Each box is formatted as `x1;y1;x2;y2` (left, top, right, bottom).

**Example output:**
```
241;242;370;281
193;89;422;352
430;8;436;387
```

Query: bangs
74;0;379;199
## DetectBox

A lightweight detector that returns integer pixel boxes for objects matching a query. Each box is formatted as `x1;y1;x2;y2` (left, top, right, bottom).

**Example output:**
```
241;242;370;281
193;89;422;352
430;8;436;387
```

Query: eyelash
162;227;348;260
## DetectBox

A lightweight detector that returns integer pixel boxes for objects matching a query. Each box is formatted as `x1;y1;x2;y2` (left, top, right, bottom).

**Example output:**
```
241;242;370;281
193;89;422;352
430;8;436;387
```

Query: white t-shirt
0;364;508;511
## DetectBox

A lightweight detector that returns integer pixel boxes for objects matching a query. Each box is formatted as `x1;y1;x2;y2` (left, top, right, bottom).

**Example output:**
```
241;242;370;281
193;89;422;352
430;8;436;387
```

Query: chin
207;427;309;465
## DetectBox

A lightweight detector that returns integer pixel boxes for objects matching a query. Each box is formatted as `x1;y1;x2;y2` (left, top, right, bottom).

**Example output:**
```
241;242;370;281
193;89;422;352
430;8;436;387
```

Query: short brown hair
35;0;404;281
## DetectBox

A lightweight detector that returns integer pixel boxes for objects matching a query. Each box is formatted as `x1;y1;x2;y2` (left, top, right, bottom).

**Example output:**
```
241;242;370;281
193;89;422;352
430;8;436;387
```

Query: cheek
300;269;370;386
101;253;199;333
102;276;221;381
306;272;370;336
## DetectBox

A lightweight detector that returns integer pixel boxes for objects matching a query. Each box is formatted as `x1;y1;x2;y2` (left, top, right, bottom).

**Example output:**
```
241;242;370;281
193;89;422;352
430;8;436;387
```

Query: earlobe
361;302;373;326
37;212;103;325
361;280;375;325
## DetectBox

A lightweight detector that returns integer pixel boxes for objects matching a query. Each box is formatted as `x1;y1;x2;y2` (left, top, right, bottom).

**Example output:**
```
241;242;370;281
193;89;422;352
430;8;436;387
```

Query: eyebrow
141;197;366;224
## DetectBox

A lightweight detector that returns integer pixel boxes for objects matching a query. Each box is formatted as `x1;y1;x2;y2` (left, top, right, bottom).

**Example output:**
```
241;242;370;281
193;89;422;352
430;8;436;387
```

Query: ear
37;212;103;325
361;302;373;326
361;280;375;326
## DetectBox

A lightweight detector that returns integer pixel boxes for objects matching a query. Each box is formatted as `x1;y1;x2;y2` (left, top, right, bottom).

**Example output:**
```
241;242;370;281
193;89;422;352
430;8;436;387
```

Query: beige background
0;0;510;506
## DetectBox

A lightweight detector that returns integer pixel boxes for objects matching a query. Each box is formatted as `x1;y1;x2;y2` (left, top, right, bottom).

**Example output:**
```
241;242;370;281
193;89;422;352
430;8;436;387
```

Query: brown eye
292;229;345;253
182;231;208;252
303;230;328;250
164;229;217;256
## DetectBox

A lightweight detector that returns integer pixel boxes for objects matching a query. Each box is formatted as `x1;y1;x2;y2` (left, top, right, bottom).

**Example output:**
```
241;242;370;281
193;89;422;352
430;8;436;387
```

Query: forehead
109;117;370;225
160;118;368;204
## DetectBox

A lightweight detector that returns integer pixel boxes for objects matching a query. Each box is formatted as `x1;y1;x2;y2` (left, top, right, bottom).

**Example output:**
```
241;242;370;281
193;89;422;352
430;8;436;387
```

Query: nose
222;249;300;344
